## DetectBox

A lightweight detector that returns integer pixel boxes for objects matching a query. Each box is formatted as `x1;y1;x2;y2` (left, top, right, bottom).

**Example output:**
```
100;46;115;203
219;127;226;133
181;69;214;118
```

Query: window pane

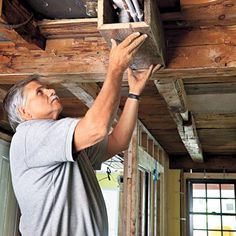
193;214;207;229
208;215;221;230
209;231;221;236
207;199;221;213
207;184;220;198
193;230;207;236
222;199;235;213
193;184;206;197
221;184;235;198
222;216;236;230
193;198;206;213
223;232;236;236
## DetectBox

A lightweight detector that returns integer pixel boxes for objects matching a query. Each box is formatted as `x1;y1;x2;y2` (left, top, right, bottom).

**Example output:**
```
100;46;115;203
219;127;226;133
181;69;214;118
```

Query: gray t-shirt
10;118;108;236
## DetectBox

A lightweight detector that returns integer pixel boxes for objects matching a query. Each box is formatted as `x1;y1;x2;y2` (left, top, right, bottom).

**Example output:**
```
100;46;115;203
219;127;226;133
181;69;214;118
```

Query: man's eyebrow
35;85;46;94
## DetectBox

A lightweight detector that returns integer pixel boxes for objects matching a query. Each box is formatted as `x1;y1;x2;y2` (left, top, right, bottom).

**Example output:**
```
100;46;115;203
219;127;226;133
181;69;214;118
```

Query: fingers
127;34;147;54
127;67;133;78
121;32;141;48
152;64;162;74
145;64;154;80
111;38;117;49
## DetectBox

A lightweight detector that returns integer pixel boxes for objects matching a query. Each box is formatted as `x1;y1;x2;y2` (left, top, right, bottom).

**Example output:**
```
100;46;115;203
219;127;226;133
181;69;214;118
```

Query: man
3;32;160;236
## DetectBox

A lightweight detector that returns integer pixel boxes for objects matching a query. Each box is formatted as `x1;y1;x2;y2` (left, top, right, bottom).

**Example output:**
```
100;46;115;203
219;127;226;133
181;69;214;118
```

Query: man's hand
128;64;162;95
108;32;147;73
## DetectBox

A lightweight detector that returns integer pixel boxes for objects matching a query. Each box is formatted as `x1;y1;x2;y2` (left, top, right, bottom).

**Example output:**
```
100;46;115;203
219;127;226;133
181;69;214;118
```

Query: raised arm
106;64;161;159
73;32;147;151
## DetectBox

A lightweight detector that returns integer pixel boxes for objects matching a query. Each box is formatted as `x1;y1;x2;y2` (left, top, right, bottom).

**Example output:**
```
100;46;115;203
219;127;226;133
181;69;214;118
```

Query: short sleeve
84;135;108;170
24;118;78;168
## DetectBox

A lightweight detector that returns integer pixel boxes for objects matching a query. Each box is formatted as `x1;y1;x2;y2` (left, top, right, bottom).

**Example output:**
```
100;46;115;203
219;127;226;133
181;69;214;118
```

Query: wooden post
122;123;139;235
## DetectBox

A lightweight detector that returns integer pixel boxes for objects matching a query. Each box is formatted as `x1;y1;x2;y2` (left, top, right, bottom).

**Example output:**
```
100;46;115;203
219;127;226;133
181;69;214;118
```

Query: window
187;179;236;236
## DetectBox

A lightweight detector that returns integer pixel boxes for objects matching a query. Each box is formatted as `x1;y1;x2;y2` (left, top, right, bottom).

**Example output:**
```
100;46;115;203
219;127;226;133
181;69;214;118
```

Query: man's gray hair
3;75;42;132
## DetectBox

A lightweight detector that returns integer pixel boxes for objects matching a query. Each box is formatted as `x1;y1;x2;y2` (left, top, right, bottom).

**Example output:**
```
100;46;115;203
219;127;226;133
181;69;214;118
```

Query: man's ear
18;107;32;121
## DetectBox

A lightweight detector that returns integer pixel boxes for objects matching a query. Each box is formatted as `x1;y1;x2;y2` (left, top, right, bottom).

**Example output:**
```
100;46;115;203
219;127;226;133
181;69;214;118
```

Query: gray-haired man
3;33;158;236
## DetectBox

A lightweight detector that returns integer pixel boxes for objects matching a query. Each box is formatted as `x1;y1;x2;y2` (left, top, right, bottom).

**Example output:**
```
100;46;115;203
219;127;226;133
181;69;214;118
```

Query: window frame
187;178;236;236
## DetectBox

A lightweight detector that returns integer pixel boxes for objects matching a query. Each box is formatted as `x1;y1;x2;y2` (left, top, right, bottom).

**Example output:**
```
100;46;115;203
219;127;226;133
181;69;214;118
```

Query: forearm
111;97;139;150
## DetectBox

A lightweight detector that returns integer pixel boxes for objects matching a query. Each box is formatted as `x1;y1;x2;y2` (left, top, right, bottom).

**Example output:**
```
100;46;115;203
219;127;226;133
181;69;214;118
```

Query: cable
0;14;33;29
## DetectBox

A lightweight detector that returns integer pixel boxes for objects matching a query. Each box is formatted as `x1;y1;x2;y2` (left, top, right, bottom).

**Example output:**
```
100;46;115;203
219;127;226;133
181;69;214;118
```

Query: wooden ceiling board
185;82;236;95
188;94;236;113
198;128;236;154
183;76;236;84
148;129;188;154
195;113;236;129
162;0;236;27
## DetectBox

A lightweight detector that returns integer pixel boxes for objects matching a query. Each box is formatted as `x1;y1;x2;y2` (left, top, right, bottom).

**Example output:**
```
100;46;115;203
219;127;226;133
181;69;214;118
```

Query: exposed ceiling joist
1;23;236;82
155;79;204;162
162;0;236;26
62;82;99;108
0;0;45;49
169;155;236;171
38;19;99;39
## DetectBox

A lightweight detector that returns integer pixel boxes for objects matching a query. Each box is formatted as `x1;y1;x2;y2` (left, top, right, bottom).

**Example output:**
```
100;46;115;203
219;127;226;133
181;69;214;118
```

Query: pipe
124;0;138;22
119;9;131;23
131;0;143;21
113;0;131;22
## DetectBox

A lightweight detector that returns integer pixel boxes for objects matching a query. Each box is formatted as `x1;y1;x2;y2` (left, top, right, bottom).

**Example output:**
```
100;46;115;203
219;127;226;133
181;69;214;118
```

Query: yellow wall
166;169;181;236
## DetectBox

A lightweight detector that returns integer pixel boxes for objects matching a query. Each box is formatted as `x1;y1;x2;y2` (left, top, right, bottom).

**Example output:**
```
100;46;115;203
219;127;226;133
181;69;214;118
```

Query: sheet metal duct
23;0;97;19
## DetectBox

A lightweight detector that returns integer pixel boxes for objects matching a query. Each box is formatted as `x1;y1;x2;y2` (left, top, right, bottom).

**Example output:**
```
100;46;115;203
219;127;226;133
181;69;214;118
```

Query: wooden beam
178;113;203;162
170;155;236;171
38;19;100;39
0;0;45;49
188;94;236;113
154;79;188;114
162;0;236;26
62;82;99;108
2;24;236;82
194;113;236;129
155;79;204;162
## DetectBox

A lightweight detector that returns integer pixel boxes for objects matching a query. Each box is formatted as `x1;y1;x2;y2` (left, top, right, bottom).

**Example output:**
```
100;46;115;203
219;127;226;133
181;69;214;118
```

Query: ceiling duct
22;0;97;19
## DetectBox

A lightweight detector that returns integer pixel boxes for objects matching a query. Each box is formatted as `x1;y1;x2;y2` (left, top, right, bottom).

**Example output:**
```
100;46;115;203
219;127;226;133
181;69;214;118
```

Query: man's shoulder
16;118;77;130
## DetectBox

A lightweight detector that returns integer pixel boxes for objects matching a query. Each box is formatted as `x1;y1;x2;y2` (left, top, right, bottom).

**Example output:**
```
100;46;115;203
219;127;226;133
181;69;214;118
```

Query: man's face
19;81;63;120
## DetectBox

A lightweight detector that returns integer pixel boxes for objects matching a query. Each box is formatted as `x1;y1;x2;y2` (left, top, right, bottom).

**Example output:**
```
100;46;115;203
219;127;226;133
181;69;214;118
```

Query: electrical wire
0;14;33;29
